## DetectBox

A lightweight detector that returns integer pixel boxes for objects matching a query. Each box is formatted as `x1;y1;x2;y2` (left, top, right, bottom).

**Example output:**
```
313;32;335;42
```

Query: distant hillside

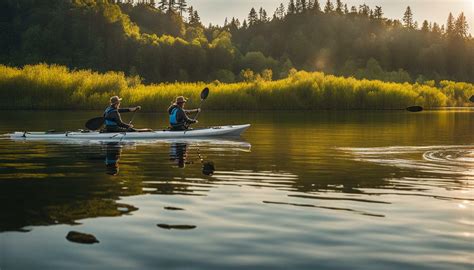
0;0;472;83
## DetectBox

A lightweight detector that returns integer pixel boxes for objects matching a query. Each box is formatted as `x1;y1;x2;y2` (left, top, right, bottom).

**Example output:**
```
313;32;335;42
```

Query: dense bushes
0;64;472;111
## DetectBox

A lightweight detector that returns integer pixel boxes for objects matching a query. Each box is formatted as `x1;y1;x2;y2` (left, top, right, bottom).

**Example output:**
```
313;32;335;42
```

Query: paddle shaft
120;109;138;142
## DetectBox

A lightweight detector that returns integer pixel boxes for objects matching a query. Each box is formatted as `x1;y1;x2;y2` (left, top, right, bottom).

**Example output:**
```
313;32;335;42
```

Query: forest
0;0;473;84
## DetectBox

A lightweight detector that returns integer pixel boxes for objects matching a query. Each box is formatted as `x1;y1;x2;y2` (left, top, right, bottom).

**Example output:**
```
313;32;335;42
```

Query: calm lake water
0;110;473;270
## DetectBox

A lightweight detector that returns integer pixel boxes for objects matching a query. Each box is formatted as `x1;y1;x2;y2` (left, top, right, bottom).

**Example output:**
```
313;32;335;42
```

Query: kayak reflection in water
168;96;201;131
103;95;141;133
105;143;122;176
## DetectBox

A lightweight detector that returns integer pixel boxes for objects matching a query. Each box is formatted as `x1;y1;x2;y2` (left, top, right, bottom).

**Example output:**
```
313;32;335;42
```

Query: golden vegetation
0;64;472;111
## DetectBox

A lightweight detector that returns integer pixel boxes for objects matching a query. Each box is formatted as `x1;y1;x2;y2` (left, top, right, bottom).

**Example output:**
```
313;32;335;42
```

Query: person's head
110;96;122;108
174;96;187;108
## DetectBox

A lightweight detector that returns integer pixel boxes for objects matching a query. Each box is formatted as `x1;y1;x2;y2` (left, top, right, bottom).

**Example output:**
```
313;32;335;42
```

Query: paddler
168;96;200;131
104;96;141;132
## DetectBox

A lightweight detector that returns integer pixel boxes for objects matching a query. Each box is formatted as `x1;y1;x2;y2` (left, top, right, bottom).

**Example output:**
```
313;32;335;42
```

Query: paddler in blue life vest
168;96;200;131
104;96;141;132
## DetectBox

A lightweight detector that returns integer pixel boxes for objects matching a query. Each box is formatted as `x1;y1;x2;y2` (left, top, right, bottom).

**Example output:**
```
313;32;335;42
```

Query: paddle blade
200;87;210;100
470;95;474;103
85;117;104;130
406;106;423;112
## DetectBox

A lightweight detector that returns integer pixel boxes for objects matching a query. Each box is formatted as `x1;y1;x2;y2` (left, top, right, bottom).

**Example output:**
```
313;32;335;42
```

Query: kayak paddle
120;106;141;142
85;117;105;130
406;106;423;112
193;87;209;121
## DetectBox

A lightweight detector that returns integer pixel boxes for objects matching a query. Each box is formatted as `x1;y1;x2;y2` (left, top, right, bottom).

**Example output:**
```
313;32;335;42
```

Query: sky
187;0;473;34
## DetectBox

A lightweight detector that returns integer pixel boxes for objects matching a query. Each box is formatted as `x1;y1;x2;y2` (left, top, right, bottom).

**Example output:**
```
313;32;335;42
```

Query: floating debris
164;206;185;211
157;224;196;230
66;231;99;244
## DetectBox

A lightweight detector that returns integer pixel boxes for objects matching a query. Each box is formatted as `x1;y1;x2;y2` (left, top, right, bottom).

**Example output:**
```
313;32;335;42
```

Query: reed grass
0;64;472;111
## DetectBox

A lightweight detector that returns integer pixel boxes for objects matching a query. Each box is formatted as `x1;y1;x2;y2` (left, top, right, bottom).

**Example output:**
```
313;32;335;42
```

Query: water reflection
0;139;250;232
105;143;122;176
169;142;189;168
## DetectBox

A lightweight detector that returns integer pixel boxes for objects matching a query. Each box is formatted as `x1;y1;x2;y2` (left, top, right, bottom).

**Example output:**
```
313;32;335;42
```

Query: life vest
104;107;118;126
169;107;180;126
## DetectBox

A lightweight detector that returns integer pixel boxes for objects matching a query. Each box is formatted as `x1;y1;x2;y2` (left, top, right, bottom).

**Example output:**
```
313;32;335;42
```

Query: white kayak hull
10;124;250;141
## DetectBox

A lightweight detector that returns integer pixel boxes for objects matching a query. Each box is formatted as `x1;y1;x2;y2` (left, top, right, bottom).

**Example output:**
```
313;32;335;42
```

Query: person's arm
178;108;196;124
118;108;131;113
118;106;141;113
183;108;200;113
110;111;131;128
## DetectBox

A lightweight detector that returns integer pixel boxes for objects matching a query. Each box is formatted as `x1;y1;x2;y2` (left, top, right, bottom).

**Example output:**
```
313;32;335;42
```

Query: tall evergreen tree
296;0;303;13
288;0;296;15
343;4;349;14
324;0;334;13
187;5;194;22
403;6;414;28
454;12;469;39
446;12;455;37
158;0;168;12
350;6;357;14
311;0;321;12
359;4;369;16
248;8;258;25
373;6;383;19
276;3;285;19
176;0;187;17
431;22;441;35
421;20;429;32
335;0;343;14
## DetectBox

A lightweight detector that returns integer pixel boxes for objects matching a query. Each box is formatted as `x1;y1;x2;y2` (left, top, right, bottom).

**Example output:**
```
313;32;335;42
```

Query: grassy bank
0;64;472;111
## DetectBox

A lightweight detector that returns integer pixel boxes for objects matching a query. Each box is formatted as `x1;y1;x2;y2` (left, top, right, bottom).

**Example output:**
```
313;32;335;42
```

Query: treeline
0;0;472;84
1;64;472;111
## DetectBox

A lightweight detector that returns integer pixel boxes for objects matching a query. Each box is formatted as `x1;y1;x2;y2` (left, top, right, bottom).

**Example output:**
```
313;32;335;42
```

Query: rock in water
66;231;99;244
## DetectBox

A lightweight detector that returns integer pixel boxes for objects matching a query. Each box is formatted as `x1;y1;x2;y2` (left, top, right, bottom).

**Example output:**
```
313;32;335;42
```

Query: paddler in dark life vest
168;96;201;131
104;96;141;132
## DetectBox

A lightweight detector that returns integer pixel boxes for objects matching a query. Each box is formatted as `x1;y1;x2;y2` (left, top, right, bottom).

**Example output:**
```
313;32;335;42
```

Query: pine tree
167;0;176;13
242;19;248;29
454;12;469;39
191;10;200;24
359;4;369;16
432;22;441;35
373;6;383;19
324;0;334;13
403;6;414;29
296;0;303;13
248;8;258;25
335;0;343;14
176;0;187;17
187;6;194;22
276;3;285;19
259;7;268;22
343;4;349;14
301;0;307;11
288;0;296;15
446;12;455;37
311;0;321;12
421;20;429;32
158;0;168;12
350;6;357;14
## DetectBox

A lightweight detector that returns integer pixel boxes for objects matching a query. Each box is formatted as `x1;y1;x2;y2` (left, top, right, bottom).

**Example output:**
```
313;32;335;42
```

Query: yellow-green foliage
0;64;472;111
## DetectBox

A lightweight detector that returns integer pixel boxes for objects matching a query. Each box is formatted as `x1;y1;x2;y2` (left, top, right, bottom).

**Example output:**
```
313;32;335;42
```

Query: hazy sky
187;0;473;34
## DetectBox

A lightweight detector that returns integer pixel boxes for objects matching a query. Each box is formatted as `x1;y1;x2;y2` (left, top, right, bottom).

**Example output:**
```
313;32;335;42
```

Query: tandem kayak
9;124;250;141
